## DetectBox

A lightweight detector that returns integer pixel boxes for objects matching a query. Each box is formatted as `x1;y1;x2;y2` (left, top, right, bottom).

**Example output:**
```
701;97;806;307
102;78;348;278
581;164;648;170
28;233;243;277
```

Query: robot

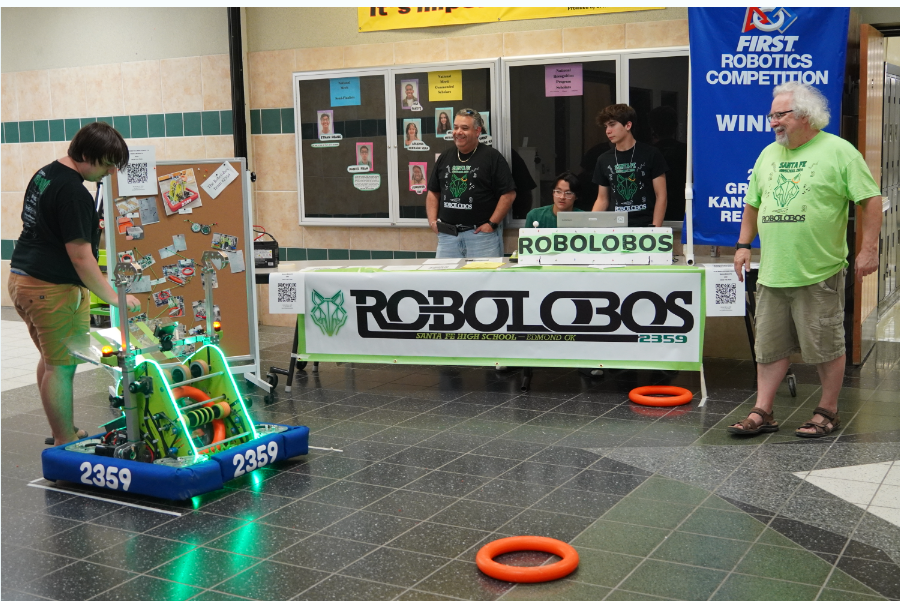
42;251;309;500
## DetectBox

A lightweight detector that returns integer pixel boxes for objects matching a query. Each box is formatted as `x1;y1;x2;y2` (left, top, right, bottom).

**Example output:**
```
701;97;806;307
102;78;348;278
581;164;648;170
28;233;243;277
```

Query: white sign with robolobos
301;271;703;364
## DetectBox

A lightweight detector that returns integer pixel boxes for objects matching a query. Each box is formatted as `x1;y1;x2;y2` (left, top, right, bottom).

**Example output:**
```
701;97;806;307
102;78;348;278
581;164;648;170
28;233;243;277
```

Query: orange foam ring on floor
628;385;693;407
476;536;579;583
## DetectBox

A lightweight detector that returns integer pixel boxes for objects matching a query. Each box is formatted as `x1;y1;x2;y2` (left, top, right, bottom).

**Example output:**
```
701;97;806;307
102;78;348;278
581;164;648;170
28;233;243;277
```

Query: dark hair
455;108;484;131
596;104;637;129
68;122;129;169
553;171;580;197
648;105;678;139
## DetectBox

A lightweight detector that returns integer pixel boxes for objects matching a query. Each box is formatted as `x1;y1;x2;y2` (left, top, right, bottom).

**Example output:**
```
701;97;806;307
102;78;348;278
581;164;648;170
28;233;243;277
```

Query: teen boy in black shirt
592;104;668;227
8;122;141;446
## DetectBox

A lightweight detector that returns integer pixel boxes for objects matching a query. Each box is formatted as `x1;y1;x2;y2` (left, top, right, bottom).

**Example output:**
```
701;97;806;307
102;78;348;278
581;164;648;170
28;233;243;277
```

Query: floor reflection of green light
174;547;202;585
230;522;258;554
249;471;264;491
191;496;201;510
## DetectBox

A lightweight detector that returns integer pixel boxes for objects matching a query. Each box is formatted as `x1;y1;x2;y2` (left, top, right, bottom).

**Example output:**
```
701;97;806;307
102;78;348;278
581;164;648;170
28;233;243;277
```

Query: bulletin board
104;159;258;365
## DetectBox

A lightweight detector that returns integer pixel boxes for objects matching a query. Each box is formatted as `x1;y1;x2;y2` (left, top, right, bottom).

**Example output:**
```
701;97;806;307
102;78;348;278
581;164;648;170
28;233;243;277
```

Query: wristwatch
735;243;752;250
487;221;499;230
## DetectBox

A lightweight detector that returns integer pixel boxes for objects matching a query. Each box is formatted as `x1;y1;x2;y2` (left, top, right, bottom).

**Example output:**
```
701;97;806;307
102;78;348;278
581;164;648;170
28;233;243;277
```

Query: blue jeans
436;227;503;259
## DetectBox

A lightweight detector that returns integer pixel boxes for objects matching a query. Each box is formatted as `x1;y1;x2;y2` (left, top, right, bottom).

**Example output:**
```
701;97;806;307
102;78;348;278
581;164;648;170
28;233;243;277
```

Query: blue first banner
689;7;849;246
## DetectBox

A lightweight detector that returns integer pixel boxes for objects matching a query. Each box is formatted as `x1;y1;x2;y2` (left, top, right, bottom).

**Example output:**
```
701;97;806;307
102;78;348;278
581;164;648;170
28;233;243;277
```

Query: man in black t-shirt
426;108;516;258
8;122;140;446
592;104;668;227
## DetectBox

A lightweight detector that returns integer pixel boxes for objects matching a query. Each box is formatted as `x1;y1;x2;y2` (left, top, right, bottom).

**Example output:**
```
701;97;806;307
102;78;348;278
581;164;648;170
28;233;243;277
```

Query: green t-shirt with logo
745;131;881;288
524;204;583;228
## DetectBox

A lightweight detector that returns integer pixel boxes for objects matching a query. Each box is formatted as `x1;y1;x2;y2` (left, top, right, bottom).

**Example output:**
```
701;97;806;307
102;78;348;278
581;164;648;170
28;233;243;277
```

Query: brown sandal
795;407;840;438
727;407;779;435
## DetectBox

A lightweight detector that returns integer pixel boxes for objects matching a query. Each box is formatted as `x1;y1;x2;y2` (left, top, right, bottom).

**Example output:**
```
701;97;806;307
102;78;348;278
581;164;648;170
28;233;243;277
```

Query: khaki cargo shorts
754;269;846;365
8;273;89;366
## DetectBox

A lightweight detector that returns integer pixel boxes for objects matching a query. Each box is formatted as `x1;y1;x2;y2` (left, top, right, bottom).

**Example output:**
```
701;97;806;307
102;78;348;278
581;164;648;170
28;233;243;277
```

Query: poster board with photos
106;159;255;362
394;67;493;219
294;60;498;225
296;73;392;222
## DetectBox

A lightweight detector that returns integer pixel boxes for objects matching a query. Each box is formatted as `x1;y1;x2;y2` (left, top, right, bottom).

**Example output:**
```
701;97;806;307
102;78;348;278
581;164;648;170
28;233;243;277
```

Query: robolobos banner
302;271;704;369
358;7;662;32
689;7;849;246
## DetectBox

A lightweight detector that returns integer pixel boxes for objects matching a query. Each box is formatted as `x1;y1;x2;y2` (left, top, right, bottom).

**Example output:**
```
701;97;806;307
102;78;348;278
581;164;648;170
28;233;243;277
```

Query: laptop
555;211;628;228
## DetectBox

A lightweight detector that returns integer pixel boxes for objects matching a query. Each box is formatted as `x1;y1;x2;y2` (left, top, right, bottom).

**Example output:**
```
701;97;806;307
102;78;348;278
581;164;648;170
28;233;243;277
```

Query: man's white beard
774;128;788;146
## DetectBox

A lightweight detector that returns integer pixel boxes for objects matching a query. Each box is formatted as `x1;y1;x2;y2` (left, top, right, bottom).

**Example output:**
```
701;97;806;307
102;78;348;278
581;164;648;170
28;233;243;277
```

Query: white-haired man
730;81;882;438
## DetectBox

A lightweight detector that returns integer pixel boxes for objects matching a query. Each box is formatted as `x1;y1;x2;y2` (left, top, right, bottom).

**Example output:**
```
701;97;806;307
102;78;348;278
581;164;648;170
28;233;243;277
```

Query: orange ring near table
476;536;579;583
629;386;693;407
171;385;225;444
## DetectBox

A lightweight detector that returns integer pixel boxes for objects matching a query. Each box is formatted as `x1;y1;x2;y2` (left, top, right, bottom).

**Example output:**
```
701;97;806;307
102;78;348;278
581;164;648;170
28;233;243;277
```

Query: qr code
277;282;297;303
715;283;737;305
125;162;148;184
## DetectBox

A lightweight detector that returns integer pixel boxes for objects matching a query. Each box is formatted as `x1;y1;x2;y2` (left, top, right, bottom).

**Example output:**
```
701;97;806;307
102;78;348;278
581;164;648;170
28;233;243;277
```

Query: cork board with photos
107;160;252;360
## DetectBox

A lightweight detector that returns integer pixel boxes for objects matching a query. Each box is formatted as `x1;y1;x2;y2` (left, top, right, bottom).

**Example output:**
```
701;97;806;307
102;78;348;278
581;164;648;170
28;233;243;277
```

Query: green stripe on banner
292;353;702;371
296;315;306;355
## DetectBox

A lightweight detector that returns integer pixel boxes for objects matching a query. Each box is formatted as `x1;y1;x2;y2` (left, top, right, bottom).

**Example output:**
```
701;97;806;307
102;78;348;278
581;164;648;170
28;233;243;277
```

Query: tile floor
1;305;899;601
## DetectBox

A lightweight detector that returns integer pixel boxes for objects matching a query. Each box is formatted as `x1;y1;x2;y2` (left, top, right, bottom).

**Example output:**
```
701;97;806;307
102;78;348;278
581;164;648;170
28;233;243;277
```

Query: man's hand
734;248;751;282
123;294;142;312
474;223;494;234
856;247;879;280
429;220;439;234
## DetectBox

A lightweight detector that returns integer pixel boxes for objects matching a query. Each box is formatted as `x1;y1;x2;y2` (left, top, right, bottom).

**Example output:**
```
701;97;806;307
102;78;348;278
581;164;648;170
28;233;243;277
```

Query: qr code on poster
277;282;297;303
125;162;148;184
715;283;737;305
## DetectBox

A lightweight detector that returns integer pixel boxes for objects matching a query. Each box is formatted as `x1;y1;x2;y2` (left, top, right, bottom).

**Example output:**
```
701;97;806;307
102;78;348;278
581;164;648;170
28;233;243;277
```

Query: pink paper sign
545;63;583;97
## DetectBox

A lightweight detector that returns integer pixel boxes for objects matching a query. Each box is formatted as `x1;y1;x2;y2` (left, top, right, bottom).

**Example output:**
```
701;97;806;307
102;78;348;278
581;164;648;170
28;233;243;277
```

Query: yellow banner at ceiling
358;7;663;32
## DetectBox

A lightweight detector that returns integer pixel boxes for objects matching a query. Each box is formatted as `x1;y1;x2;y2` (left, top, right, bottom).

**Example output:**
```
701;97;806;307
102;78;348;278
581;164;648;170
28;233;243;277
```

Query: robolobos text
350;288;695;342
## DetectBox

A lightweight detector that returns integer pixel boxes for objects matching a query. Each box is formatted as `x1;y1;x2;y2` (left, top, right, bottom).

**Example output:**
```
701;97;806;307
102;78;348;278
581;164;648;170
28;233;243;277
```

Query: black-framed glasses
552;189;575;198
767;110;793;121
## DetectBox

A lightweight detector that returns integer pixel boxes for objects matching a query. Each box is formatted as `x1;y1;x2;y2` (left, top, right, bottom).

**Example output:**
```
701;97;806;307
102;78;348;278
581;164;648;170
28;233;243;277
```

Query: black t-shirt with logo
427;143;515;227
10;161;99;286
593;141;668;227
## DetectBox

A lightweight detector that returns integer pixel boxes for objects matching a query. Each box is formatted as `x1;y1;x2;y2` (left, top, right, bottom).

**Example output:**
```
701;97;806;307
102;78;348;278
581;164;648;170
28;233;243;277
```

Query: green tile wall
1;239;15;261
0;240;505;265
0;109;292;144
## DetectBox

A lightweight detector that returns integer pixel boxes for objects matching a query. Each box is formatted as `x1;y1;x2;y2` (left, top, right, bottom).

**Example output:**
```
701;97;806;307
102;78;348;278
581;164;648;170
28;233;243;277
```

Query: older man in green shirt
730;82;882;438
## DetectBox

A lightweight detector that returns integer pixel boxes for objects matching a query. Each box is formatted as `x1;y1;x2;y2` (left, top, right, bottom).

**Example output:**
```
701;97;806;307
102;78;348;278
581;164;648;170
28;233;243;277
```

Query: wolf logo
773;173;800;208
616;173;638;201
448;173;468;198
310;290;348;336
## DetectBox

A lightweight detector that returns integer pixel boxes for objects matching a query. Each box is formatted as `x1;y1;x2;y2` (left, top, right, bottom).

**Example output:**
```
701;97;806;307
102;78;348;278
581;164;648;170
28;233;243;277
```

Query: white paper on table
301;266;338;272
382;265;420;271
702;263;746;317
201;162;240;200
226;250;245;274
423;258;461;265
418;264;456;270
269;272;305;313
116;147;157;196
172;234;187;252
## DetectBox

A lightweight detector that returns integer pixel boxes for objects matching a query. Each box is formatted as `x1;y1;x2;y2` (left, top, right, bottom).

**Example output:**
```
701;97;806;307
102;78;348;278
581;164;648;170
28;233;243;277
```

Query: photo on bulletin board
403;119;422;148
400;79;420;109
356;143;373;170
408;162;427;193
480;111;491;136
435;107;453;136
317;110;334;139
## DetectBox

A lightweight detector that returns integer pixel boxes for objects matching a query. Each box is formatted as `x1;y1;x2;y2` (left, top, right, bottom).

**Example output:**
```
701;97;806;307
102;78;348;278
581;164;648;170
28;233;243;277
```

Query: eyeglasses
552;189;575;198
766;110;793;121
